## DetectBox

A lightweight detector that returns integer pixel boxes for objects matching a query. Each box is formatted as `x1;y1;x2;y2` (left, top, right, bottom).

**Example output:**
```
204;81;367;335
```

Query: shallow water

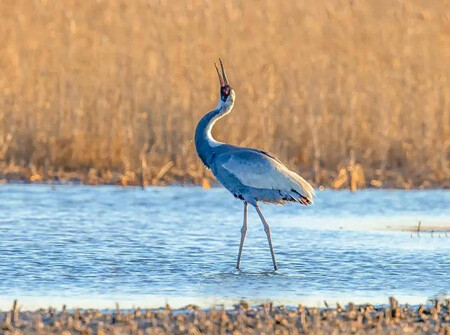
0;185;449;310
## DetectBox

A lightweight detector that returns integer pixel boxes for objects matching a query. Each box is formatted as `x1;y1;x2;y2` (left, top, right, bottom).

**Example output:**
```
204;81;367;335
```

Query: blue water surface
0;185;449;309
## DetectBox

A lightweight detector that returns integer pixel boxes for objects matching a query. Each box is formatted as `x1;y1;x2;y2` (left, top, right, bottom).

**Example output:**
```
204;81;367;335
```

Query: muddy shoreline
1;298;449;334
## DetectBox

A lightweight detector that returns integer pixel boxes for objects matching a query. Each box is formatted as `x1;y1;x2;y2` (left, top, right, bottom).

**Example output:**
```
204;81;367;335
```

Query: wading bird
195;60;315;270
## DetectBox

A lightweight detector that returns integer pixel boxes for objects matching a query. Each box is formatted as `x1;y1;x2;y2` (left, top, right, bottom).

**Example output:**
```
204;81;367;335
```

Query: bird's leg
254;204;278;270
236;202;248;269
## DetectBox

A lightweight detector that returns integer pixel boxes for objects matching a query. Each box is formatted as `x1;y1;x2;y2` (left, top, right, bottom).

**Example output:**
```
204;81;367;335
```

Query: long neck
195;100;233;168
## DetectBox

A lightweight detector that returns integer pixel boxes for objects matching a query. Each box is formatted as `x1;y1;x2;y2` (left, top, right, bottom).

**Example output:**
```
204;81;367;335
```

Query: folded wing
214;149;315;204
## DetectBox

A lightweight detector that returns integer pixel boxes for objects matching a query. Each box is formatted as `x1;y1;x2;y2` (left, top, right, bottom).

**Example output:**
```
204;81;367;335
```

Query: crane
195;60;315;270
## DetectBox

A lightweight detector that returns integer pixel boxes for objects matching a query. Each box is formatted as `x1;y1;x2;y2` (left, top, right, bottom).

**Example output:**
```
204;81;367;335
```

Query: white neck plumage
194;90;235;167
205;92;235;147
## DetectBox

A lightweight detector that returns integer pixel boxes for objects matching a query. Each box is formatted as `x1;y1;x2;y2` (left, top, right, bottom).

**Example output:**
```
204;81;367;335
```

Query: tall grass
0;0;448;188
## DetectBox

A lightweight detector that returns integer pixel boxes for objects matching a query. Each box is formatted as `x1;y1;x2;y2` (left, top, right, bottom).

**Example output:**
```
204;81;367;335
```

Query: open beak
214;58;229;87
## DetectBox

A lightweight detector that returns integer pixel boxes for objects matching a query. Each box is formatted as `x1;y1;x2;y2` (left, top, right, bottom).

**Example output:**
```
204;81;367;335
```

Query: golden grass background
0;0;449;188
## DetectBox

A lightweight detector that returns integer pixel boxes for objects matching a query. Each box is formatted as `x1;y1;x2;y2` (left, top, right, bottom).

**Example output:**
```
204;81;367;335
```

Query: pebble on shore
0;298;449;335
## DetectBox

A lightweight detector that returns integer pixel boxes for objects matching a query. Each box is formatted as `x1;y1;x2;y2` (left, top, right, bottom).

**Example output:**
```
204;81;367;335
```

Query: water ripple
0;185;449;307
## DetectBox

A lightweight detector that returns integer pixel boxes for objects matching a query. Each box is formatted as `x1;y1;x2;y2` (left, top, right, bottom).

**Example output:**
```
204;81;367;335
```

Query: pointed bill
214;62;225;87
219;58;228;85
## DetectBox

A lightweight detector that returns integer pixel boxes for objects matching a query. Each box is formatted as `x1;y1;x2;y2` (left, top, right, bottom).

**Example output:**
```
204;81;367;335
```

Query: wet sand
1;298;449;334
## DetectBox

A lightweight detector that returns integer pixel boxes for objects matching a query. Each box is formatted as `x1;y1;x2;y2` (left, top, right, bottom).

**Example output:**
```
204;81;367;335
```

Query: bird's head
215;59;235;110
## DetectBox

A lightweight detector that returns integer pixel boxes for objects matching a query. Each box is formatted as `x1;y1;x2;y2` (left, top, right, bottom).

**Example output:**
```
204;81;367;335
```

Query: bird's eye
222;86;230;95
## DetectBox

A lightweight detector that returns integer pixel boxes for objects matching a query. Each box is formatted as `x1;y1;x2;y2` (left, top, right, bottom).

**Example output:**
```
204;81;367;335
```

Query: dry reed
0;0;449;189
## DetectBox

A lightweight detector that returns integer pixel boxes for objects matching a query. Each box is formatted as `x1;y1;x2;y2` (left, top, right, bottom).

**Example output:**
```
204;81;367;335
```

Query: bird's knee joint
241;226;247;234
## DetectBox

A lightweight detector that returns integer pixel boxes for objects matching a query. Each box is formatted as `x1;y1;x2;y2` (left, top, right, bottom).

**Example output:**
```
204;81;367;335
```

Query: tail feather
275;190;310;205
288;171;316;204
289;189;313;206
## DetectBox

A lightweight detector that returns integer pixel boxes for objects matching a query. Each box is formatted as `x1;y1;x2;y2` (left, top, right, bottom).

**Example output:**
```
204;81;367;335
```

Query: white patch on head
215;89;235;112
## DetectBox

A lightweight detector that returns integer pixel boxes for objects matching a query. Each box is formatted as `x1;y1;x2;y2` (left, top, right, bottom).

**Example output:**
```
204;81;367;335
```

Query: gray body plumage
196;59;314;270
195;105;315;206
